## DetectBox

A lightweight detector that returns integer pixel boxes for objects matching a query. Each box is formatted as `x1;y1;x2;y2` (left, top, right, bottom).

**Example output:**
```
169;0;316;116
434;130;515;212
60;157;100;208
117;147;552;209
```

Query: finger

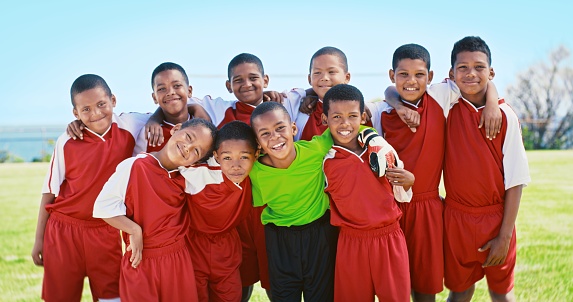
148;130;159;147
413;114;421;127
478;242;490;252
409;126;417;133
478;115;485;129
263;94;270;102
132;250;142;268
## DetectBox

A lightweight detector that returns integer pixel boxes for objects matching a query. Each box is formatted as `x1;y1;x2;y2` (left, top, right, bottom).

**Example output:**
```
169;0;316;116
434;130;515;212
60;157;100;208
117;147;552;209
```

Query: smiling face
160;124;214;170
251;109;297;168
73;87;116;135
214;139;258;183
226;62;269;106
390;58;433;104
308;54;351;100
152;69;192;122
322;100;366;153
449;51;495;106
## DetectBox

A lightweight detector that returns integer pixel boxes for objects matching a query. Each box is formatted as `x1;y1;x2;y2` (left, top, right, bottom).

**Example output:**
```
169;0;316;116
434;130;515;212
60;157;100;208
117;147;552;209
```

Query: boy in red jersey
181;120;258;302
93;118;217;302
31;74;148;302
321;84;414;302
442;36;530;302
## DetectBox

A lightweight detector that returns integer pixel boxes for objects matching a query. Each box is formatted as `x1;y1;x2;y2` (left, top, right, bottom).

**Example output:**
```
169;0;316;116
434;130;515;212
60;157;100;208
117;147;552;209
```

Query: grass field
0;150;571;301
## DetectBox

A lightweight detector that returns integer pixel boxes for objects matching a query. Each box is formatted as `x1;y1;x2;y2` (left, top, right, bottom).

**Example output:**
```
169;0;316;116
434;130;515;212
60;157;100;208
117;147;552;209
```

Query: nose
407;75;417;84
231;159;241;169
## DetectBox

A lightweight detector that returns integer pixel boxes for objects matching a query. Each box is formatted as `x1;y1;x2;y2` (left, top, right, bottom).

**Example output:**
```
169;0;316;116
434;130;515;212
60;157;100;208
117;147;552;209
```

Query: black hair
392;43;431;70
227;53;264;80
70;74;112;106
309;46;348;72
215;120;258;152
250;101;291;127
151;62;189;88
180;118;218;163
322;84;364;116
451;36;492;67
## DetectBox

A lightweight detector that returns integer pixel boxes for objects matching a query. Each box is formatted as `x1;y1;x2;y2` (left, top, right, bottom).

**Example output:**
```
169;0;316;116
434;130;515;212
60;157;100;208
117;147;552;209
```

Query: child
249;101;343;302
283;46;351;141
31;74;148;301
93;118;217;301
321;84;414;302
371;44;503;302
181;120;258;302
442;36;530;302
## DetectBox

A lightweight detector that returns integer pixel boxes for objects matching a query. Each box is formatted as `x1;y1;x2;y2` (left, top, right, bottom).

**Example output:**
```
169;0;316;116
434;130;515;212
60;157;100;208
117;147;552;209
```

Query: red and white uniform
93;153;198;302
40;112;147;301
323;146;412;302
443;96;530;294
189;95;271;289
282;88;327;141
366;80;459;294
180;164;252;302
137;115;190;153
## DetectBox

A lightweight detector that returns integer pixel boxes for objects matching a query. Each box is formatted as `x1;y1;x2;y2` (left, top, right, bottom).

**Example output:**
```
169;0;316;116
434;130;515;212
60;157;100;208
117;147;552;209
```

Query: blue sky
1;0;572;126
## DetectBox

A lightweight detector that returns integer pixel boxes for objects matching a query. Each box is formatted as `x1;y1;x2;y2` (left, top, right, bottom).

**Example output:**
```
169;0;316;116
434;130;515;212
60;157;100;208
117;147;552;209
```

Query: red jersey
190;96;254;128
180;164;252;233
43;113;147;220
93;153;190;249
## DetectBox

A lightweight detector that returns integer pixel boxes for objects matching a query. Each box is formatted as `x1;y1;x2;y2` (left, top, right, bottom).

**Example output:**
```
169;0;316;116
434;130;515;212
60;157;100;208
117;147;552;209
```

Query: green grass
0;150;572;301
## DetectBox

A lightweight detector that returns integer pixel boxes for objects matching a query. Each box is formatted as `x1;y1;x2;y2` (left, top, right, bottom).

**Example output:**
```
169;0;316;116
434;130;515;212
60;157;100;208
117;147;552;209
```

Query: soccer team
31;35;530;302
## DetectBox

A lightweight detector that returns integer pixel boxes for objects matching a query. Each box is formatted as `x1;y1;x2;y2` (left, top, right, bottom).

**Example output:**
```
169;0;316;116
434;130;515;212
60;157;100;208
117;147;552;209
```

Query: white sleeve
427;79;461;118
391;148;413;203
93;157;137;218
500;103;531;189
189;95;235;127
366;101;393;136
41;132;70;196
179;163;224;195
115;112;151;155
134;126;148;155
281;88;307;123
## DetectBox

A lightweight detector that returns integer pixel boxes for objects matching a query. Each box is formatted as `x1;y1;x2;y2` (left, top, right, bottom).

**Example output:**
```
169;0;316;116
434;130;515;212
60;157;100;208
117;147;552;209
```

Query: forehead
217;139;256;153
395;58;428;71
154;69;185;85
73;87;110;107
327;100;361;113
454;51;490;65
311;54;345;69
251;109;290;130
231;62;263;78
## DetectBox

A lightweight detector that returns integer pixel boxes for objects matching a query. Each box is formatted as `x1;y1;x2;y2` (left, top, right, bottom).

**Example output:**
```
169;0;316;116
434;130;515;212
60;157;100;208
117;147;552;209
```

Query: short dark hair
322;84;364;116
151;62;189;88
70;74;112;106
451;36;492;67
309;46;348;72
215;120;258;151
250;101;291;127
392;43;431;70
180;118;218;163
228;53;264;80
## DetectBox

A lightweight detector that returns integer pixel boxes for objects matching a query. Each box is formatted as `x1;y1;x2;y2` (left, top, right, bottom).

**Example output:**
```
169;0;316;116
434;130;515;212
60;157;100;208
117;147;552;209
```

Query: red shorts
236;206;270;289
398;190;444;294
188;228;242;302
335;222;410;302
444;199;516;294
120;239;198;301
42;212;121;302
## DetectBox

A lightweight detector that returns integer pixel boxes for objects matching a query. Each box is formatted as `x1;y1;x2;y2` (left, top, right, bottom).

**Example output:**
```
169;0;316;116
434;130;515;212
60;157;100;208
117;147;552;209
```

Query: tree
506;45;573;149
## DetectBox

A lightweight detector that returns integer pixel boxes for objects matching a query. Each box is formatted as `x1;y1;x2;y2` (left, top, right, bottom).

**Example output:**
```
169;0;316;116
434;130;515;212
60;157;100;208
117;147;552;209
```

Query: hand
188;104;211;122
395;106;420;133
299;95;318;115
479;235;511;267
66;120;85;140
263;91;287;104
385;168;415;188
127;228;143;268
31;240;44;266
144;120;164;148
480;105;502;140
357;128;395;177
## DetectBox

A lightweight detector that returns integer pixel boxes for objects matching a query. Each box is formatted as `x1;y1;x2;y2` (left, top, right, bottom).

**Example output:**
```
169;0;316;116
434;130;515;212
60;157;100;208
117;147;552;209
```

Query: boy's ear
307;74;312;86
292;122;298;136
489;67;495;80
152;92;159;104
212;150;220;163
254;147;261;158
321;113;328;126
428;70;434;84
448;68;455;81
171;123;182;135
72;108;80;120
225;80;233;93
263;74;269;88
389;69;396;84
187;85;193;98
360;112;367;125
111;94;117;107
344;72;351;84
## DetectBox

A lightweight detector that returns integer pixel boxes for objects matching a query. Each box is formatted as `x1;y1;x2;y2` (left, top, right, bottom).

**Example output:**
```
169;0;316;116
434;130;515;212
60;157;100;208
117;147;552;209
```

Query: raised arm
481;81;502;140
145;107;166;147
31;193;56;266
384;86;419;132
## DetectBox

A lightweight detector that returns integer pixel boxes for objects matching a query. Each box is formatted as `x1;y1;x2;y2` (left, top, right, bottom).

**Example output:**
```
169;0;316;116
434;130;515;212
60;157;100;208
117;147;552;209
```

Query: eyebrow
256;120;286;133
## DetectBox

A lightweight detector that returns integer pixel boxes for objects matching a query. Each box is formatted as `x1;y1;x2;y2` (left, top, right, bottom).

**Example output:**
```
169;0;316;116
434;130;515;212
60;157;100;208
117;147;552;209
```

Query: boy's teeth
272;142;284;149
339;131;351;136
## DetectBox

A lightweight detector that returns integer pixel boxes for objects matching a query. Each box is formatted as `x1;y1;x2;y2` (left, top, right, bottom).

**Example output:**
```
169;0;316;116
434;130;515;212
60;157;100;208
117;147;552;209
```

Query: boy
321;84;414;302
283;46;351;141
93;118;217;301
181;120;258;302
31;74;148;301
371;44;502;302
442;36;530;302
249;101;344;302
